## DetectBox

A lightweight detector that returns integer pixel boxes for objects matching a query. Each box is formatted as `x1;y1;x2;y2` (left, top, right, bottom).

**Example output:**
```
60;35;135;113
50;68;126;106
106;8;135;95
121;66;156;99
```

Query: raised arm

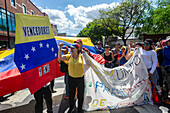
111;52;115;61
117;52;123;61
58;43;67;61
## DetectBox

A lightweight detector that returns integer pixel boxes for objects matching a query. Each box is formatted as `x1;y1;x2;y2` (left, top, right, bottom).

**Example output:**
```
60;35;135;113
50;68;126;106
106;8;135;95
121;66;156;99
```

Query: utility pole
4;0;10;49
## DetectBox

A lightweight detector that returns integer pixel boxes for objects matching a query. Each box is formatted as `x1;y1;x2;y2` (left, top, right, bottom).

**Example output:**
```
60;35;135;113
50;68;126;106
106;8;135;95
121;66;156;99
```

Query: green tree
77;19;113;43
136;0;170;36
100;0;150;45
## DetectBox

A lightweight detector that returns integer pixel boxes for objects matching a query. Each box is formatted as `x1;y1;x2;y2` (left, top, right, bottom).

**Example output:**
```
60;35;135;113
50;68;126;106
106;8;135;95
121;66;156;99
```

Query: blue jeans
148;69;157;88
64;72;69;97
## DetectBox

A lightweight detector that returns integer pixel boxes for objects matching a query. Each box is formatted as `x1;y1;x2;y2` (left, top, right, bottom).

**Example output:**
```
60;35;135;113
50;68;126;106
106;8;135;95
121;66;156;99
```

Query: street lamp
4;0;10;49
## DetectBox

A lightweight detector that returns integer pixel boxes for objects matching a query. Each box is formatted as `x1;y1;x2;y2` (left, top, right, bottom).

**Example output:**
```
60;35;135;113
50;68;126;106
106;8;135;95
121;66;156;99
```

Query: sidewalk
0;76;65;113
0;76;169;113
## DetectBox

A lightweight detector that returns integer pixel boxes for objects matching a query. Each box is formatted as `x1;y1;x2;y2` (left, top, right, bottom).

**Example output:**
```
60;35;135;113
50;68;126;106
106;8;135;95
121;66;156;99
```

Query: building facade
58;33;66;37
0;0;57;48
51;24;58;36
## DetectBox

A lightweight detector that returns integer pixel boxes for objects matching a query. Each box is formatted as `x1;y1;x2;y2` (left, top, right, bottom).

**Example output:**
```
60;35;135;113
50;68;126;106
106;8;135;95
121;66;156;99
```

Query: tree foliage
136;0;170;36
77;19;113;43
77;0;151;45
99;0;150;45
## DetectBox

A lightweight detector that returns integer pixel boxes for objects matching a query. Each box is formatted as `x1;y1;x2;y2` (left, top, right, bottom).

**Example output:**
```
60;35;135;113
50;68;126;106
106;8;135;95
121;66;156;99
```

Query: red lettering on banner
128;88;135;93
122;88;130;96
120;102;131;106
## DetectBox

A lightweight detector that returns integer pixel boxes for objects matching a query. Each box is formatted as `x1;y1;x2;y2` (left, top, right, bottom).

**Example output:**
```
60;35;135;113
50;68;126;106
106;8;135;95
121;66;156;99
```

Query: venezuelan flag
14;14;62;94
55;36;105;64
0;49;27;97
55;36;97;54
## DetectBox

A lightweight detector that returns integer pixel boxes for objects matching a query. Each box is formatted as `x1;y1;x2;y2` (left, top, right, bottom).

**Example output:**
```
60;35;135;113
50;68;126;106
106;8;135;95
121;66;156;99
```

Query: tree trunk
122;38;127;46
105;36;108;45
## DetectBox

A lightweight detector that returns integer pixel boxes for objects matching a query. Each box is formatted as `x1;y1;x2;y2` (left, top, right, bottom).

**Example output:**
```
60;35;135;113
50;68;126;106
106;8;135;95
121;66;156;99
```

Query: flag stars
31;46;36;52
24;54;30;60
46;43;49;48
20;64;26;70
51;47;54;52
55;53;57;57
39;43;43;48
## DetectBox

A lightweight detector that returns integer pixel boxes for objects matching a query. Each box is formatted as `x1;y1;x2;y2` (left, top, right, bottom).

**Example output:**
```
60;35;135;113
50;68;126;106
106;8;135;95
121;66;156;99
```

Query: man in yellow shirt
58;43;84;113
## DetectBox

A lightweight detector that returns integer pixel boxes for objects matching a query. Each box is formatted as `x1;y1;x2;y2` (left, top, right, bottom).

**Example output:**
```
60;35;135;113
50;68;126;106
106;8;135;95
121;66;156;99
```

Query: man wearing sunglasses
141;39;157;89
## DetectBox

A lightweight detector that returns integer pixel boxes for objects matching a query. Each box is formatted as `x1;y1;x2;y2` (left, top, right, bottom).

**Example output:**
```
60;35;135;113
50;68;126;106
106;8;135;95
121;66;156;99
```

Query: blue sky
30;0;121;36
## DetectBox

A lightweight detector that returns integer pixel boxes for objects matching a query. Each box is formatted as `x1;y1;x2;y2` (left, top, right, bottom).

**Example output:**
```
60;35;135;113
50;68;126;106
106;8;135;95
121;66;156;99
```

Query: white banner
82;48;153;111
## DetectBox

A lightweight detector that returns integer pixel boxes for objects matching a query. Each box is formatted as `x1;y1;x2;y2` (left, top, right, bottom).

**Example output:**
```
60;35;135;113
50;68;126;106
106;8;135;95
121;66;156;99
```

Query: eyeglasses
144;43;150;46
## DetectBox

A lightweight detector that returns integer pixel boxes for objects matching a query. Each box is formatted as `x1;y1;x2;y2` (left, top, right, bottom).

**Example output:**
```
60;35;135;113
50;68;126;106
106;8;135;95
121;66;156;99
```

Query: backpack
60;61;68;73
157;48;163;66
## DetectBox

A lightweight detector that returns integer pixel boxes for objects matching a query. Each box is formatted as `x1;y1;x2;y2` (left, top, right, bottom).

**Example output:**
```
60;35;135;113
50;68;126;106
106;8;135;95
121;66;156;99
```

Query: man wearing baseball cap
111;42;121;67
94;41;104;55
75;39;92;56
75;39;83;52
60;45;69;99
161;36;170;104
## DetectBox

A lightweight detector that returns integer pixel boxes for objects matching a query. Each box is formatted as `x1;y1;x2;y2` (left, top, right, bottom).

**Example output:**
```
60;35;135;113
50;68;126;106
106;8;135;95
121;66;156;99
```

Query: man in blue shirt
162;36;170;104
95;41;104;55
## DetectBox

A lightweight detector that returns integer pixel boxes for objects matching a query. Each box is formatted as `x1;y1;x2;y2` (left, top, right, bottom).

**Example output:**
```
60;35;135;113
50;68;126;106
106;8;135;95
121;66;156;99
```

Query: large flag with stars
14;14;61;94
0;49;27;97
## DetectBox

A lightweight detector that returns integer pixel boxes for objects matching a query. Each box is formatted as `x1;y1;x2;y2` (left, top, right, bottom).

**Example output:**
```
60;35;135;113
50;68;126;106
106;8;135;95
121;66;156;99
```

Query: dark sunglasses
144;43;150;46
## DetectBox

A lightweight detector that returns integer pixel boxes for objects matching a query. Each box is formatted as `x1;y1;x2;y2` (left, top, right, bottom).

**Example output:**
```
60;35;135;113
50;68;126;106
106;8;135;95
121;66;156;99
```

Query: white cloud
40;2;119;35
70;33;77;36
37;6;43;11
42;9;74;32
67;2;119;30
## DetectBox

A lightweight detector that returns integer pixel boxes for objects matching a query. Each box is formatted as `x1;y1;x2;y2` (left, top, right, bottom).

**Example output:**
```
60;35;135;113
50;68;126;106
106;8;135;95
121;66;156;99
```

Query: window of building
11;0;16;7
31;10;34;15
0;12;3;31
22;4;26;14
0;7;15;33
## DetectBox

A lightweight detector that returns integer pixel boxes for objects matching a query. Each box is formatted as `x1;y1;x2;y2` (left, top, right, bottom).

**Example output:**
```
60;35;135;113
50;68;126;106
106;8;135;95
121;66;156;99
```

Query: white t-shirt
140;49;157;74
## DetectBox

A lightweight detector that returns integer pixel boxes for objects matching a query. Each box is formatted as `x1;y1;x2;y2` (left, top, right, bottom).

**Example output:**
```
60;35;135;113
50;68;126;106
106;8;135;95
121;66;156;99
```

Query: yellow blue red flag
14;14;62;94
55;36;97;54
55;36;105;64
0;49;26;96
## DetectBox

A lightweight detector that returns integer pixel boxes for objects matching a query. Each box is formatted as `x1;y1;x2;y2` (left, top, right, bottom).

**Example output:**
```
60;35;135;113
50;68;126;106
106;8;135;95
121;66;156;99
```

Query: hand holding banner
82;48;153;111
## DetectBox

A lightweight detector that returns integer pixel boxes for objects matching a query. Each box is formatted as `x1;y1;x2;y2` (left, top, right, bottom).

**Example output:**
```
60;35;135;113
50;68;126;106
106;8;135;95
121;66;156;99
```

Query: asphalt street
0;76;169;113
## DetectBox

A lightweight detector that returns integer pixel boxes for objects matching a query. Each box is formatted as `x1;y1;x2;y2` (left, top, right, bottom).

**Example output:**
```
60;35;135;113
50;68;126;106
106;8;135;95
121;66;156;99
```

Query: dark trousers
161;66;170;100
64;72;69;97
50;79;55;91
34;86;53;113
68;75;84;113
157;67;163;87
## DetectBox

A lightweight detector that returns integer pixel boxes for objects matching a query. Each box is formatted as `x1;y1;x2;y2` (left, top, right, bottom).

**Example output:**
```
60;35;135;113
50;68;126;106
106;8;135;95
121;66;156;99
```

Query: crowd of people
57;37;170;113
94;37;170;105
57;37;170;112
0;36;169;113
